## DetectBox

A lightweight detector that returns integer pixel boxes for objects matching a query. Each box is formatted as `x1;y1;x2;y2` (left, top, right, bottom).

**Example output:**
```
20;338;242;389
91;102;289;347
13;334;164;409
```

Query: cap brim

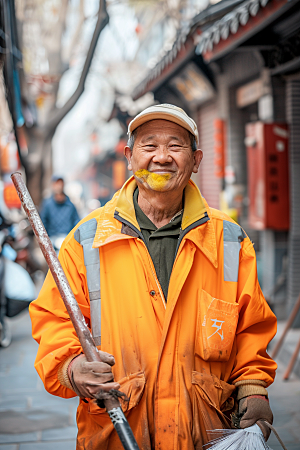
129;111;198;144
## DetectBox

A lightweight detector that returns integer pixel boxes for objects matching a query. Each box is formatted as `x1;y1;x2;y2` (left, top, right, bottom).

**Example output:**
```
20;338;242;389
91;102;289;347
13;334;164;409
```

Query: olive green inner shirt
133;188;183;301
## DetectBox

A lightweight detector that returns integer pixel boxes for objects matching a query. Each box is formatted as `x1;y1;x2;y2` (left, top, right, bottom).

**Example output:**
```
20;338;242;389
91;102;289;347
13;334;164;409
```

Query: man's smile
134;169;172;190
150;170;175;174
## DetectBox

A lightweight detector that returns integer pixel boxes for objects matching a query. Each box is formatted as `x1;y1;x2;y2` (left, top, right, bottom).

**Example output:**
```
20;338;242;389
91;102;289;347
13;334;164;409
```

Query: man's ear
124;146;133;171
192;149;203;173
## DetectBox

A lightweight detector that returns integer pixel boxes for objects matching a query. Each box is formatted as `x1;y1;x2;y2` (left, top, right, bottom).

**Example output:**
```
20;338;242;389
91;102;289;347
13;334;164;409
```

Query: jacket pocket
88;371;146;415
195;289;239;362
191;370;235;448
77;371;149;450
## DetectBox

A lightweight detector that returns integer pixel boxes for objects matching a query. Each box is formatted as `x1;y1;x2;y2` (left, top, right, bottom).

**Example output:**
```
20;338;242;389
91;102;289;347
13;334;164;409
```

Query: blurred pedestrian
30;105;276;450
40;175;80;250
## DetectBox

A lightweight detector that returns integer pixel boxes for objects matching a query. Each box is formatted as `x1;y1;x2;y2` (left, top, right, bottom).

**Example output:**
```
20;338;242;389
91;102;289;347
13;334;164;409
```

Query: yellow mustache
135;169;172;191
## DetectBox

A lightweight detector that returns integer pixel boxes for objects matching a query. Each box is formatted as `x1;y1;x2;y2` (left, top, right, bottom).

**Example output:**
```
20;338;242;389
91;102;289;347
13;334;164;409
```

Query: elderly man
30;104;276;450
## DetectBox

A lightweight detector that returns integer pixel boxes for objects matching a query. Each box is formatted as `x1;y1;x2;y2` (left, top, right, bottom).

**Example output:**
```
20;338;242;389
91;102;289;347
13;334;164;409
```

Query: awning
132;30;193;100
132;0;245;100
195;0;291;61
132;0;296;101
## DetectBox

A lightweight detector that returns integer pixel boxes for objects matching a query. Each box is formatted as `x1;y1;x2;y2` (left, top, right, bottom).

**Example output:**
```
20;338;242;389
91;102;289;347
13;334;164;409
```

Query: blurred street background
1;0;300;448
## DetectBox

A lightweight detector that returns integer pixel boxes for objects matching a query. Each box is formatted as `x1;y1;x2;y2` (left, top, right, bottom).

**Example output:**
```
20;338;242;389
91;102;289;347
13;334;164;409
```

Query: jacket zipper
114;212;166;310
139;238;166;311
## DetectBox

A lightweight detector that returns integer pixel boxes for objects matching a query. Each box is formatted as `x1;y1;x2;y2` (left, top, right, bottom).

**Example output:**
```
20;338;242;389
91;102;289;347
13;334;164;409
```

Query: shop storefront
130;0;300;320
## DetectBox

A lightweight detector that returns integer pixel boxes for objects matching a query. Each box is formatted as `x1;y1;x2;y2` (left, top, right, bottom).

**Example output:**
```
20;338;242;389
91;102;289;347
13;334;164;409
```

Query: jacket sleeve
229;237;277;388
29;234;90;398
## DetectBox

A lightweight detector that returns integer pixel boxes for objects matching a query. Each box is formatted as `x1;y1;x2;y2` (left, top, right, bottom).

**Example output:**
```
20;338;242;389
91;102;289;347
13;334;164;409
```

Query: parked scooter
0;214;37;348
13;218;48;283
0;226;11;347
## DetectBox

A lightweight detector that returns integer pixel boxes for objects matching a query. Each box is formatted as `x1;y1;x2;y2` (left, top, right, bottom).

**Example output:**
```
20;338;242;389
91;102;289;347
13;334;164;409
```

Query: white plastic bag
4;258;36;302
204;425;273;450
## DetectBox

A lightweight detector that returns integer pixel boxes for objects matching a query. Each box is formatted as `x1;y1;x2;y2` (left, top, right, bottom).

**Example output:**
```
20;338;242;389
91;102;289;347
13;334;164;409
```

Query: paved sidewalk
268;363;300;449
270;320;300;379
268;320;300;450
0;311;300;450
0;311;77;450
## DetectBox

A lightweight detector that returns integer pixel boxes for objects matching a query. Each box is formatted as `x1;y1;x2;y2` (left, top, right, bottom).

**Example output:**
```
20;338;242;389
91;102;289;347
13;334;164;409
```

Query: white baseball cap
127;103;199;145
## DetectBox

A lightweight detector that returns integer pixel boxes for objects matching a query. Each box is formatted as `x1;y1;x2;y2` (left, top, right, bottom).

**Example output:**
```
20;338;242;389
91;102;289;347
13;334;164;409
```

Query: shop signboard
169;63;214;107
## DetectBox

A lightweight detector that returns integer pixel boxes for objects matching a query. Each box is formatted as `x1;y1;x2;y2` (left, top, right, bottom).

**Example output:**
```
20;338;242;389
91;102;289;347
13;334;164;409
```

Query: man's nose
152;146;172;164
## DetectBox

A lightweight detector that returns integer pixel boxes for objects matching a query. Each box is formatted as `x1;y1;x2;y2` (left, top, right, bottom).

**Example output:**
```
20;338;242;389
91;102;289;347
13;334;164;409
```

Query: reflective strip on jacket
29;176;277;450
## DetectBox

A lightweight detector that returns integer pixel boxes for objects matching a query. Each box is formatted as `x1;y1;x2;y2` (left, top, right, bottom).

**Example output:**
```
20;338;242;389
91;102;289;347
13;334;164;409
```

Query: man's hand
239;395;273;441
69;351;120;399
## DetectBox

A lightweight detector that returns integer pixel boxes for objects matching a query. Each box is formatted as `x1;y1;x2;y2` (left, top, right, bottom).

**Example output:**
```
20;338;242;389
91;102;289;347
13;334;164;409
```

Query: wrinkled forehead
135;119;190;140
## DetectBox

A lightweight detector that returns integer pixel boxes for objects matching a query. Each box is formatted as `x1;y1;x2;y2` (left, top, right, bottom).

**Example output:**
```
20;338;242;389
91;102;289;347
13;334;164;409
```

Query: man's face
52;180;64;195
124;119;203;194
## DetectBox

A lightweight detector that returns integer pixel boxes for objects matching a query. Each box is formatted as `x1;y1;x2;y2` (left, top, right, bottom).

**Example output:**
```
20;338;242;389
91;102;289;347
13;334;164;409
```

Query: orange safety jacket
29;177;277;450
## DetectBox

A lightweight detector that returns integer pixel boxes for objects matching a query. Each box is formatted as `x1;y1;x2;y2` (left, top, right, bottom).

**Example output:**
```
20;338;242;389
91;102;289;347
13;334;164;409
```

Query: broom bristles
204;424;273;450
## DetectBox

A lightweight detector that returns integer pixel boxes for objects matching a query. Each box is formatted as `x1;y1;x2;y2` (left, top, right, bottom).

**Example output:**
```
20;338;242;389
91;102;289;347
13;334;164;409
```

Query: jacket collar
92;176;218;267
114;176;207;232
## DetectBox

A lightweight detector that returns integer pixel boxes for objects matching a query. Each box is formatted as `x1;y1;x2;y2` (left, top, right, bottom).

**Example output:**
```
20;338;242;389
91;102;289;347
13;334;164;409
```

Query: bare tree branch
63;0;86;64
46;0;109;134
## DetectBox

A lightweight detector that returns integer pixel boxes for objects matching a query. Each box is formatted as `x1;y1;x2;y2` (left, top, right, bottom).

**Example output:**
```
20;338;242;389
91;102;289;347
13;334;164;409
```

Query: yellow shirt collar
115;176;207;231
